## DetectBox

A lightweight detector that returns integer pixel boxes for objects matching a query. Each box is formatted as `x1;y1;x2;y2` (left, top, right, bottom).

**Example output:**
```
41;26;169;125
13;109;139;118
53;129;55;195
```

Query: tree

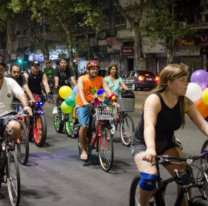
143;0;196;64
115;0;145;70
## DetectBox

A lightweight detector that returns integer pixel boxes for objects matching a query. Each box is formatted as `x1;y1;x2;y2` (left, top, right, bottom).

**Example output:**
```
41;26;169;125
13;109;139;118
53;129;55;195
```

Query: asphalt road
1;90;208;206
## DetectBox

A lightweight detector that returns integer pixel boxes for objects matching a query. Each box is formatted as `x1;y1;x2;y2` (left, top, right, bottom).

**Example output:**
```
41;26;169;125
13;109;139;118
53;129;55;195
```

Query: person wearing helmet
53;58;77;114
75;60;120;161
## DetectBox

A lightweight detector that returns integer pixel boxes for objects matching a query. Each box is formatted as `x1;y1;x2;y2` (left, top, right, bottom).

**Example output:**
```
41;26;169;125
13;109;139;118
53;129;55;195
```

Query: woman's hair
153;64;189;127
107;64;119;79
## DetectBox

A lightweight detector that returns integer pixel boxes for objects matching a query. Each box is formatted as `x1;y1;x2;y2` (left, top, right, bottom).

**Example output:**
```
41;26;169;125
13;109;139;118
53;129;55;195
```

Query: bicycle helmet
87;60;100;69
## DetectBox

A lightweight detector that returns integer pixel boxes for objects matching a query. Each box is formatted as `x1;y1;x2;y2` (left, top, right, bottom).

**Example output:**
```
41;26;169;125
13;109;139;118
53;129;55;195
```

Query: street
1;90;208;206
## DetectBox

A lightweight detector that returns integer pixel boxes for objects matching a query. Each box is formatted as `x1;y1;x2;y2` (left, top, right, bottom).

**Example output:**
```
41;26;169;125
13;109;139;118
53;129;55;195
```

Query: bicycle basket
95;106;117;120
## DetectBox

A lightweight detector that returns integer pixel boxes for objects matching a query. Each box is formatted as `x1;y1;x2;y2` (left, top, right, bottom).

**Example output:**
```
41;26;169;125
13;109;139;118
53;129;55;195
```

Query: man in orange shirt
76;60;119;161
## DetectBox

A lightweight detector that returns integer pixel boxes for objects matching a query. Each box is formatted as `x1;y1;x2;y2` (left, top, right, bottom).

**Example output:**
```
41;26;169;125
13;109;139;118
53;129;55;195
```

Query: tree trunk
167;48;173;65
134;29;141;70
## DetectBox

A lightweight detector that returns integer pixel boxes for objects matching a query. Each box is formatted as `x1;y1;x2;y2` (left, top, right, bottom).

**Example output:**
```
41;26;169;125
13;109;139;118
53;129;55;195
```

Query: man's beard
89;73;97;78
0;74;3;79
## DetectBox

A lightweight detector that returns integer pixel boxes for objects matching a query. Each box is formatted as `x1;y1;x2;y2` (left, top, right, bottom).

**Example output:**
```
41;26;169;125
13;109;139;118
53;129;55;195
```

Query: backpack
121;90;135;99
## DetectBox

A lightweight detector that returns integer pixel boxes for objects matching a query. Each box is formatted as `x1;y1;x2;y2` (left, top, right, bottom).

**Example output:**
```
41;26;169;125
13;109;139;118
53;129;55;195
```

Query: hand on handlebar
28;99;36;106
113;102;120;109
23;105;33;116
142;148;157;163
83;102;90;107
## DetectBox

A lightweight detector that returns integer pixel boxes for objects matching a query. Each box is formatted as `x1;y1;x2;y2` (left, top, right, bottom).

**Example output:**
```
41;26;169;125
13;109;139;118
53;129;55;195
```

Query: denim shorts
76;107;90;127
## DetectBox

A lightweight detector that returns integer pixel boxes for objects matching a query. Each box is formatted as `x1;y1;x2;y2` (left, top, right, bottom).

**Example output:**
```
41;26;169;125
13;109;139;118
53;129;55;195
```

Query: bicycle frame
152;160;207;206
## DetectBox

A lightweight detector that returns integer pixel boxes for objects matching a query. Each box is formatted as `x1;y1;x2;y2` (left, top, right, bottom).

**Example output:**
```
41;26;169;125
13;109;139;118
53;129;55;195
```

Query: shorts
131;138;179;157
76;107;90;127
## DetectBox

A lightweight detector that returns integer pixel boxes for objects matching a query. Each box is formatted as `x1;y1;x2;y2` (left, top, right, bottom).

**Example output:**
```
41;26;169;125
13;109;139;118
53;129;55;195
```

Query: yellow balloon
59;86;72;99
202;88;208;105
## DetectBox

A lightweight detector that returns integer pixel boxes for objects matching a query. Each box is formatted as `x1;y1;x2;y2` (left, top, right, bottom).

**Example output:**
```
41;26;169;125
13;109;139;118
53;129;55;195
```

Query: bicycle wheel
6;150;20;206
98;127;114;172
17;122;29;165
120;114;134;147
34;115;47;147
192;199;208;206
65;114;74;138
54;109;64;133
129;176;156;206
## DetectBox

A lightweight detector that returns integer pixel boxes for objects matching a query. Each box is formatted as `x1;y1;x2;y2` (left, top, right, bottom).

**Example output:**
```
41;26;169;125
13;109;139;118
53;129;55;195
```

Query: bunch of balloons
90;87;106;105
185;70;208;118
59;86;78;113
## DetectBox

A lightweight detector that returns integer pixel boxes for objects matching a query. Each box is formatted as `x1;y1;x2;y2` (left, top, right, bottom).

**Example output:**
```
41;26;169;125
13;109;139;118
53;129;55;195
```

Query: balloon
92;87;98;94
59;86;72;99
202;88;208;105
61;102;73;114
191;70;208;91
194;98;208;118
94;98;100;106
65;94;76;107
185;83;202;102
73;85;78;96
97;95;105;102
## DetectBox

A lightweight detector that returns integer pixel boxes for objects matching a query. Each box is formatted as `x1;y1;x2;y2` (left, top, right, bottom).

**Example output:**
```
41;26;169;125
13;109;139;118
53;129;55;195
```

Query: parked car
122;70;159;91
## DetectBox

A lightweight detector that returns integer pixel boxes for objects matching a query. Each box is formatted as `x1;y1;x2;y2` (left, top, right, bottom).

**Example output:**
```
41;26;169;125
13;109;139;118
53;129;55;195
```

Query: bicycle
78;102;116;172
0;112;26;206
110;111;134;147
12;102;30;165
29;94;47;147
129;152;208;206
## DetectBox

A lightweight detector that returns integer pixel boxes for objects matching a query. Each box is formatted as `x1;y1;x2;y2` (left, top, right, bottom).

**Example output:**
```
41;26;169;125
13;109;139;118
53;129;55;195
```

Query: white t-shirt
0;77;24;116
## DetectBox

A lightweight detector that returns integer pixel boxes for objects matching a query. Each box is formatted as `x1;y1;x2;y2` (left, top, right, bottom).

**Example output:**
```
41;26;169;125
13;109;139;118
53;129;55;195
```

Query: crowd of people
1;59;208;206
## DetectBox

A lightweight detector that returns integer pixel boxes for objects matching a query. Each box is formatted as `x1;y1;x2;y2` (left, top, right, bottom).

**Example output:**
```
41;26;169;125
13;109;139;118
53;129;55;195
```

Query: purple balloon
191;70;208;91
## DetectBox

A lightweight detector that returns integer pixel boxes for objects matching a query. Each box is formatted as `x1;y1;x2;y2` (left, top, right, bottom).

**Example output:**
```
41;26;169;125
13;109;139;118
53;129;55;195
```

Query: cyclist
131;64;208;206
43;60;54;79
75;60;120;161
0;62;32;143
104;64;128;96
23;60;51;102
6;64;35;104
53;58;77;114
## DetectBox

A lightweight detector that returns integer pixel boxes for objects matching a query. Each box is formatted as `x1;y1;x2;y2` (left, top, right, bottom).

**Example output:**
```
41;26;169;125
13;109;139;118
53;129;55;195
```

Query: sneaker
52;106;58;114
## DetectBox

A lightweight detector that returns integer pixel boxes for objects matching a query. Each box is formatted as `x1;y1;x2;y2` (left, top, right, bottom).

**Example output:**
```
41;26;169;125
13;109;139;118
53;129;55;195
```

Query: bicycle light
35;101;43;107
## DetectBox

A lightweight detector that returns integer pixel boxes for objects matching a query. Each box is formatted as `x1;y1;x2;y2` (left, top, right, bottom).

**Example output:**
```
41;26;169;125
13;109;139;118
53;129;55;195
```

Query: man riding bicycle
53;58;77;114
43;60;54;79
0;62;32;143
6;64;36;105
23;60;51;102
75;60;120;161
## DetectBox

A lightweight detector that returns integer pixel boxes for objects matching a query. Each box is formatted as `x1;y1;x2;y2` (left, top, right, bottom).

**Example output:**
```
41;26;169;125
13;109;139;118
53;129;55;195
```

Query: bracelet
23;104;29;107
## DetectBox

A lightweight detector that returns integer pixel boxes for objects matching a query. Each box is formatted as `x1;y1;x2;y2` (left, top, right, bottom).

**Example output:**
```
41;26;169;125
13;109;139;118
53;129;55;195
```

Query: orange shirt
76;74;103;107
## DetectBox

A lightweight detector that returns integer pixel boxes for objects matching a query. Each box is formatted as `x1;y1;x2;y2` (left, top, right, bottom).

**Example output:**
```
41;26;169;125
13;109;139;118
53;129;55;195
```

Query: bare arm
120;81;129;90
70;76;77;86
42;73;50;94
186;97;208;136
102;79;112;96
22;84;35;102
23;73;29;81
18;92;32;116
54;77;59;88
77;77;88;106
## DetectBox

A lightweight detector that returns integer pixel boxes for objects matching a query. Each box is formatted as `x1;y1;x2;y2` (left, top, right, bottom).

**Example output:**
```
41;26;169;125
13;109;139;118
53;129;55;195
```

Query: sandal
80;153;88;162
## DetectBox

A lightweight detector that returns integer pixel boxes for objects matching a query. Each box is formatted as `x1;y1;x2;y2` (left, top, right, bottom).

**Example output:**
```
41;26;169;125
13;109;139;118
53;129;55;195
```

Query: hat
0;62;6;68
32;60;40;66
46;60;50;63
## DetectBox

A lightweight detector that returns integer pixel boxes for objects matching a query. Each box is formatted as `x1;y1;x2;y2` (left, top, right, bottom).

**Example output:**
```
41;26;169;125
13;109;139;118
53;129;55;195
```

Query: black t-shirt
5;74;27;87
27;71;44;94
54;66;74;87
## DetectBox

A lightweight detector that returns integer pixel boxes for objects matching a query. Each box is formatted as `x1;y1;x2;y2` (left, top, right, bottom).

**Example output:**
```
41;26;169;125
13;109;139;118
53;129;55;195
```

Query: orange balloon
194;98;208;118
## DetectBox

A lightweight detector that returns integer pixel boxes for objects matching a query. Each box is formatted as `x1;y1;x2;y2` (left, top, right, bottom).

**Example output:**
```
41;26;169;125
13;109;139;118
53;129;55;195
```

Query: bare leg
79;125;88;159
134;152;158;206
162;147;191;206
7;120;21;142
55;94;60;107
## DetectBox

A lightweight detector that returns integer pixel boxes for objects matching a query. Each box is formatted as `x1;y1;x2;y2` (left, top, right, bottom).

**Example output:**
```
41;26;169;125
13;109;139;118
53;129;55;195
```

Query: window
131;71;135;76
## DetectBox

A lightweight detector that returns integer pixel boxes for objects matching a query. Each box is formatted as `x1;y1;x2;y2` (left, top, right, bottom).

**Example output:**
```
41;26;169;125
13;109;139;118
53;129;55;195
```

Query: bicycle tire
65;114;74;138
120;114;134;147
7;150;21;206
191;199;208;206
98;127;114;172
17;122;29;165
54;109;64;133
34;115;47;147
129;175;156;206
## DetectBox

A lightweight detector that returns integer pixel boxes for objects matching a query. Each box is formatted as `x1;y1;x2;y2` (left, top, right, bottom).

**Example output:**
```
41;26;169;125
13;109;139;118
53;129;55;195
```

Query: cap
0;62;6;68
32;60;40;66
46;60;50;63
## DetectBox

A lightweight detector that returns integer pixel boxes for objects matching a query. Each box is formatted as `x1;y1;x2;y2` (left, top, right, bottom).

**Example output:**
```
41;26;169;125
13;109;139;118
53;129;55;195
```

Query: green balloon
61;102;73;113
65;94;76;107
